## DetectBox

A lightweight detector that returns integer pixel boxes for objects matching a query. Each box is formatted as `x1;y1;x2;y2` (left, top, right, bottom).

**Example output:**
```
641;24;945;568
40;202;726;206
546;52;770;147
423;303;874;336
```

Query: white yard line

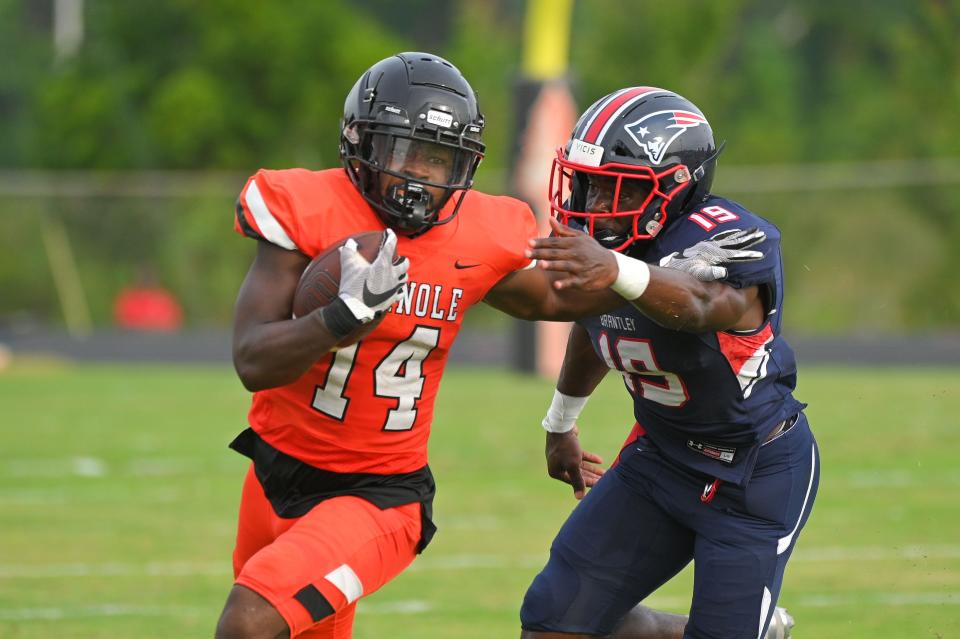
798;592;960;606
4;457;107;478
5;459;960;485
360;600;433;614
0;487;182;505
846;469;960;487
0;592;955;622
1;456;242;479
409;554;535;571
3;544;960;579
0;601;433;621
793;544;960;561
0;561;228;579
633;592;960;609
0;604;209;621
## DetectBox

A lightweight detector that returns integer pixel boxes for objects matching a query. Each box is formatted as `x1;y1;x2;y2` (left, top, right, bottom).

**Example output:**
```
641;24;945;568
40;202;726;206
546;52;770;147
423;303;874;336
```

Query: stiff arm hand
527;218;619;290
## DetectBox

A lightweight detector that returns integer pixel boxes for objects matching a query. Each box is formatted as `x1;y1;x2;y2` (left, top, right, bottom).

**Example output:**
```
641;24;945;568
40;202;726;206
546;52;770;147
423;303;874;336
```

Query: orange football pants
231;465;423;638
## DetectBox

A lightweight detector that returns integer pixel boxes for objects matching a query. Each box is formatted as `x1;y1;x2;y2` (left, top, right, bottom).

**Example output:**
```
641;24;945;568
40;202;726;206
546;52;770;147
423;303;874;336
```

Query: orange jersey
234;168;537;474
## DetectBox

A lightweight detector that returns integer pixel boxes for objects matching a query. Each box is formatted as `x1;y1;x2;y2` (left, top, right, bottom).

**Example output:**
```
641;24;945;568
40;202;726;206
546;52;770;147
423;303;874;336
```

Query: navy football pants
520;414;819;638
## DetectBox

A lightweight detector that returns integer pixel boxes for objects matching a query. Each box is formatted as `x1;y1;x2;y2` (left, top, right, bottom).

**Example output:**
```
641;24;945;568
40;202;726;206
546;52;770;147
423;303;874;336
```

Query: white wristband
541;390;589;433
610;251;651;300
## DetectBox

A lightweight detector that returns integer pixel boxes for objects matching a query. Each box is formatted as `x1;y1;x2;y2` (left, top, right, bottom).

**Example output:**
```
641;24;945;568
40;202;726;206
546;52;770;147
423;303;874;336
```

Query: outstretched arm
482;263;624;321
528;219;765;332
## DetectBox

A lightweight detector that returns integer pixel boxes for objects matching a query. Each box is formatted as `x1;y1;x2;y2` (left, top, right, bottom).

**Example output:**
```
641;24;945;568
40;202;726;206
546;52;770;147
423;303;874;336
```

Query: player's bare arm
530;218;765;333
232;241;338;391
543;322;611;499
232;235;407;391
556;322;610;398
482;259;624;321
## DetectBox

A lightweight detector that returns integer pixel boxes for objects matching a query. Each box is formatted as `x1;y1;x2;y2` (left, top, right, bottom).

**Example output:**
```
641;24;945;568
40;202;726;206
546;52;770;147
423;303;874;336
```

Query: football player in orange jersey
216;52;763;639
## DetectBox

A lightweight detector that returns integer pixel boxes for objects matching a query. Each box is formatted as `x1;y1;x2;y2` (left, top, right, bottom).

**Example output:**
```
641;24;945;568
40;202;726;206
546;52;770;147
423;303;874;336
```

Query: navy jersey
579;196;805;486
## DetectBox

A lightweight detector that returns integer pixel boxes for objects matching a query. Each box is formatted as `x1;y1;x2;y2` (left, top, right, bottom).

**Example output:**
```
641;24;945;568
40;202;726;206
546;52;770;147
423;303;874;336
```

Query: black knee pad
520;554;581;630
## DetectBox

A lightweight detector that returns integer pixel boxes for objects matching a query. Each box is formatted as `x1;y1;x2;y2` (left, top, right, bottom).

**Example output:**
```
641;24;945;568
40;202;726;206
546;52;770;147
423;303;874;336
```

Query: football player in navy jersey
518;88;818;639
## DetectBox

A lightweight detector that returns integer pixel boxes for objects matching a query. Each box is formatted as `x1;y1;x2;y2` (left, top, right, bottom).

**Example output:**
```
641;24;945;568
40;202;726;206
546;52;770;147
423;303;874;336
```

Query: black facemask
385;181;433;232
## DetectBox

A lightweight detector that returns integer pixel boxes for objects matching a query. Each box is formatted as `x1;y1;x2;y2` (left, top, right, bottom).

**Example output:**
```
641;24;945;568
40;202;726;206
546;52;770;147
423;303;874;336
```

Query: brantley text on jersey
600;314;636;332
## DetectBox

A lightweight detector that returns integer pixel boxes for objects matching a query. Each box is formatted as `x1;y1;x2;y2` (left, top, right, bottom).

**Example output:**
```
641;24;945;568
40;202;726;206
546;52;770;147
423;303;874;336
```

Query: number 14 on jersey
311;326;440;430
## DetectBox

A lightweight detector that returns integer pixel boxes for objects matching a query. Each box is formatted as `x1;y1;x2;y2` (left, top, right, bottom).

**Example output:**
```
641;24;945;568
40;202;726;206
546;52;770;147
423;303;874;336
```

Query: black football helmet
340;52;485;236
550;87;723;252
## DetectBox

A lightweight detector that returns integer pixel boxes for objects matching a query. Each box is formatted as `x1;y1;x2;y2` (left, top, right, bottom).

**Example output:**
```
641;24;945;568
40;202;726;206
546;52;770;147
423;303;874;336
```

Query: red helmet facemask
548;147;695;252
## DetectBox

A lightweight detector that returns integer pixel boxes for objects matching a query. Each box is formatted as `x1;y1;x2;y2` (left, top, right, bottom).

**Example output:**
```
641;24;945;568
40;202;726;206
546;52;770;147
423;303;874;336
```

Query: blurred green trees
1;0;958;332
10;0;406;169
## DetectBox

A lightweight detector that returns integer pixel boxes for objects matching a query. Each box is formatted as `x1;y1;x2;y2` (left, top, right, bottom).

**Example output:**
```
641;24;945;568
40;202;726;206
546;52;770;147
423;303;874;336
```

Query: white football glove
659;227;766;282
321;229;409;339
338;229;409;322
764;607;795;639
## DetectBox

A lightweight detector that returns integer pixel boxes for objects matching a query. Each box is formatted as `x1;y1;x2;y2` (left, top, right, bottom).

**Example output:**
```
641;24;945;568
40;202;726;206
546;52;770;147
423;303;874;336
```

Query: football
293;230;387;348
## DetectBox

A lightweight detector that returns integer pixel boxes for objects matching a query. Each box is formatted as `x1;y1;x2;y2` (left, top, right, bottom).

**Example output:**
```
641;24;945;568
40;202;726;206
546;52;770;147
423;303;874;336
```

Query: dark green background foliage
1;0;958;331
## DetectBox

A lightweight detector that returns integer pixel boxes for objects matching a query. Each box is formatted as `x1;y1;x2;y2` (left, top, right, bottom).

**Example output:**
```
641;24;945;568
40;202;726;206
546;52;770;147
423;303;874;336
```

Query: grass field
1;362;958;638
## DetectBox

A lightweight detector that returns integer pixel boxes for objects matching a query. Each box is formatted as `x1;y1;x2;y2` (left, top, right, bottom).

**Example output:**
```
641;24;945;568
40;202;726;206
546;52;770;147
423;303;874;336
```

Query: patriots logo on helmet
624;110;708;165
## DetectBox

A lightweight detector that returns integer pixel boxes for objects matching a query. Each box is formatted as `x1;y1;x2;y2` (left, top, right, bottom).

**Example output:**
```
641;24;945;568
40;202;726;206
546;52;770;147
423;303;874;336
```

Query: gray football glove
338;229;409;323
659;227;766;282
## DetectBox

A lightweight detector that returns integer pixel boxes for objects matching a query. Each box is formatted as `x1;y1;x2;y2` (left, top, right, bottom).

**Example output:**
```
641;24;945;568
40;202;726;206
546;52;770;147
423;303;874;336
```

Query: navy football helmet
340;52;485;236
550;87;723;252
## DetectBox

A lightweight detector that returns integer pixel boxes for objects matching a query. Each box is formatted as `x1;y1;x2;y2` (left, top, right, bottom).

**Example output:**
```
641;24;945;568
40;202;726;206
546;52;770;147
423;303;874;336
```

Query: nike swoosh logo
362;281;402;307
454;261;481;269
